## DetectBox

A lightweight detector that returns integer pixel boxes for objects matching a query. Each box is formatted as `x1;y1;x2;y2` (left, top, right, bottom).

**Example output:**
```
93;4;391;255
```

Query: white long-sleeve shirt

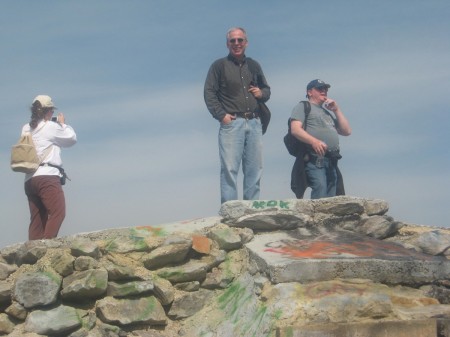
21;120;77;181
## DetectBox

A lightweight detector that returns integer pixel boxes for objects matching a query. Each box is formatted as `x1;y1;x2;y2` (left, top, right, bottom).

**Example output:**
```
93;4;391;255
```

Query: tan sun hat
33;95;57;109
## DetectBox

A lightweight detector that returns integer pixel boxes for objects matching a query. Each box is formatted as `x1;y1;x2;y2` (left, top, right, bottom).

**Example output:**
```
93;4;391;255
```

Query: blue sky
1;1;449;248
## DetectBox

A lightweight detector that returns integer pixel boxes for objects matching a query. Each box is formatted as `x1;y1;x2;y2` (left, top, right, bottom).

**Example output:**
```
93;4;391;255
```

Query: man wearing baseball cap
289;79;351;199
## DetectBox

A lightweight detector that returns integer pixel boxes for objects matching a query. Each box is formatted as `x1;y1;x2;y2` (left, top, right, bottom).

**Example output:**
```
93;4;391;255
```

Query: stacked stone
0;196;449;336
0;224;250;336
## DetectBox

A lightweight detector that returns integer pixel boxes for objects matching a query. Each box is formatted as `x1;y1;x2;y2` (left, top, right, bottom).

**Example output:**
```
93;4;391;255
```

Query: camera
51;117;57;122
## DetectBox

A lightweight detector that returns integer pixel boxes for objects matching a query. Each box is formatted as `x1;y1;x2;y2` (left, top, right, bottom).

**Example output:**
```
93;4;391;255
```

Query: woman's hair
29;100;52;129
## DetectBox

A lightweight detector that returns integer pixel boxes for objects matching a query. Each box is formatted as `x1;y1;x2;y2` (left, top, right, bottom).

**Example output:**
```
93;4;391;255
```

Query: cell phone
51;117;57;122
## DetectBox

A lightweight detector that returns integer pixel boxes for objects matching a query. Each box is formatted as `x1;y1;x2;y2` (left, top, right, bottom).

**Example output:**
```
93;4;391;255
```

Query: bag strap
289;100;311;132
40;162;64;174
301;100;335;127
30;121;47;136
39;146;53;163
40;162;70;181
29;121;53;164
302;101;311;131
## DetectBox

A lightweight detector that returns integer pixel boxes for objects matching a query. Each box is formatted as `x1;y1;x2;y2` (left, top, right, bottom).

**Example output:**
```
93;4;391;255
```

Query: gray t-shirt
290;102;339;151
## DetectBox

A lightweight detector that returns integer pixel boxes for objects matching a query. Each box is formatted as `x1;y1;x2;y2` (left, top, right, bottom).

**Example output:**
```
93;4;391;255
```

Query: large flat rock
246;229;450;285
277;319;439;337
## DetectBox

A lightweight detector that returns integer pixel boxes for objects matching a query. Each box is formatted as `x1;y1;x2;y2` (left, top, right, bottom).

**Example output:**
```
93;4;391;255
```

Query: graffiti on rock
264;235;436;261
252;200;290;209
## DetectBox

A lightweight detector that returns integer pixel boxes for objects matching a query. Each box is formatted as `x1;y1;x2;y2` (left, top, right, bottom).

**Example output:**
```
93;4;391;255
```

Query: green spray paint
217;280;281;337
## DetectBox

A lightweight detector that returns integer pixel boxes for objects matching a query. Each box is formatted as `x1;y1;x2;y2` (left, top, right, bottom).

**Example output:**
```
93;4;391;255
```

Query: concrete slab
277;319;437;337
246;229;450;285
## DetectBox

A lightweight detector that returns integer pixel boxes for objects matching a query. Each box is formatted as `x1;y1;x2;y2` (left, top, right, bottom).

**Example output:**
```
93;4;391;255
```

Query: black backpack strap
302;101;311;130
289;100;311;131
40;163;70;181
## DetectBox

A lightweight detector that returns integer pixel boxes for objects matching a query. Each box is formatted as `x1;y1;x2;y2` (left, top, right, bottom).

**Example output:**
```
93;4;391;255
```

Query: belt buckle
244;112;252;119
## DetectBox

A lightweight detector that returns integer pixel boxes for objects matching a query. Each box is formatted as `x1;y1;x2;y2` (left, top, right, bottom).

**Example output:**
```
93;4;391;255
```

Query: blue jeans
305;156;337;199
219;117;263;203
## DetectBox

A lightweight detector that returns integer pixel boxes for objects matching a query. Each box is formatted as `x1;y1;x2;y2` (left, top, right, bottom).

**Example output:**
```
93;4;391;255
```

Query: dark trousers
24;175;65;240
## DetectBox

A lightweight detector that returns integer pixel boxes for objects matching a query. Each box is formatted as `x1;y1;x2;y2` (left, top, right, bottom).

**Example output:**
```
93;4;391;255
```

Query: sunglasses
229;38;245;44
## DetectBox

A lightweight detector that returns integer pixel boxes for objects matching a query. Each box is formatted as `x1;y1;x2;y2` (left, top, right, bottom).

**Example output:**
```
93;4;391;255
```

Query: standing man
290;79;351;199
204;27;271;204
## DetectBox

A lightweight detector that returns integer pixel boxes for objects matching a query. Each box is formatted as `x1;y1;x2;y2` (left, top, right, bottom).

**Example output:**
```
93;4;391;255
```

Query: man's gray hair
226;27;247;41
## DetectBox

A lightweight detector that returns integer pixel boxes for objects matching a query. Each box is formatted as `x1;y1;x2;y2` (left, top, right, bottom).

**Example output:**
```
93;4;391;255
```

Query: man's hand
248;85;262;99
311;139;328;157
221;113;236;124
291;120;328;156
323;99;338;112
323;98;352;136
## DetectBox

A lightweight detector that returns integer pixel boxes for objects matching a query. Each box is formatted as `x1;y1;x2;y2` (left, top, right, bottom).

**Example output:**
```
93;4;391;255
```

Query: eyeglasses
315;87;328;92
229;38;245;44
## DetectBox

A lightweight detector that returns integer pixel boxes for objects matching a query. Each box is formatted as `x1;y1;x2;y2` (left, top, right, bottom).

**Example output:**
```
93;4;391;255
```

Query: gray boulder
13;271;61;308
24;305;81;335
96;296;167;326
61;269;108;300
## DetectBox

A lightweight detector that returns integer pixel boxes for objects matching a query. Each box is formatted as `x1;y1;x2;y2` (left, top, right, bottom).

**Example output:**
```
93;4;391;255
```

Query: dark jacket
291;154;345;198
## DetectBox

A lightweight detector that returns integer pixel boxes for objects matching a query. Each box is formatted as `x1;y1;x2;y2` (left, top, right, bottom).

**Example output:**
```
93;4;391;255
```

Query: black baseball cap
307;79;331;91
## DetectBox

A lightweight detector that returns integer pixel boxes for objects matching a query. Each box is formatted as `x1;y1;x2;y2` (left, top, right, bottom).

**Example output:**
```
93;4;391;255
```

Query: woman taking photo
21;95;77;240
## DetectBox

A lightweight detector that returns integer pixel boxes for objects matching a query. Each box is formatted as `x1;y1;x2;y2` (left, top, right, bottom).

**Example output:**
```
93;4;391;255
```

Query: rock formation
0;196;449;336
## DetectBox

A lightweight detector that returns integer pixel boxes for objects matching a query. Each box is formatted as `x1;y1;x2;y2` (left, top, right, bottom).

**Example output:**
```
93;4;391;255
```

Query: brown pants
24;175;66;240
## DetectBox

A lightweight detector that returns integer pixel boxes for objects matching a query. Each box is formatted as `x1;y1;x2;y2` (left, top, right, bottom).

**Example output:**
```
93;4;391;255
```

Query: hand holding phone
51;113;65;124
